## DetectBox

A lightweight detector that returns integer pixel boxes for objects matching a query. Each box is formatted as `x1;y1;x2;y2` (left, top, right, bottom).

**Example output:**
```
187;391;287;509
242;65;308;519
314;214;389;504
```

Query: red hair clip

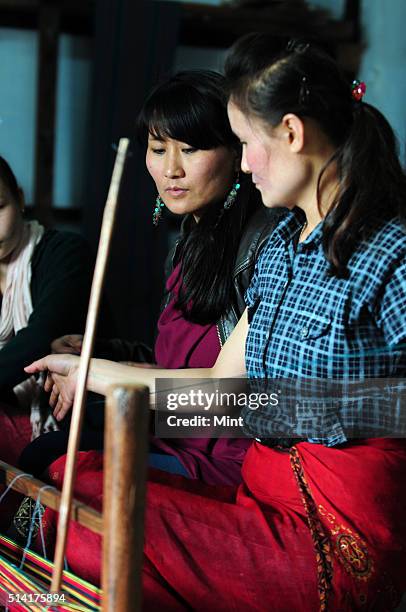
352;79;366;102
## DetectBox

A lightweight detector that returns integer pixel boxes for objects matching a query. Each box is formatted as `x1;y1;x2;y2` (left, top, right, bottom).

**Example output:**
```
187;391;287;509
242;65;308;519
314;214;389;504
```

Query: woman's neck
298;148;339;240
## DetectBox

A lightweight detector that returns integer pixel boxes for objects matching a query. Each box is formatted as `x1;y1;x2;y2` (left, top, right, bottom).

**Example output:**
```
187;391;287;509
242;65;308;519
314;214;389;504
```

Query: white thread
0;472;33;504
20;484;54;569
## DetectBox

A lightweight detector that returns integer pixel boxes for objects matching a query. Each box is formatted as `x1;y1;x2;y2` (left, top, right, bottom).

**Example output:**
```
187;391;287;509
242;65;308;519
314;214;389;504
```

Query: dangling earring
153;195;165;226
223;173;241;210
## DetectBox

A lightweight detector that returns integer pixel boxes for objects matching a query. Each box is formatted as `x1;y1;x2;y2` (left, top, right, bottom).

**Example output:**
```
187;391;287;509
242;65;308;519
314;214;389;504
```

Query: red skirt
41;438;406;611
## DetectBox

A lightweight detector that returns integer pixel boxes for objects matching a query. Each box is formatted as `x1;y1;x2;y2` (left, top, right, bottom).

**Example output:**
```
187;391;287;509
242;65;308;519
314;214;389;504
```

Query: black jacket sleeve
0;230;94;393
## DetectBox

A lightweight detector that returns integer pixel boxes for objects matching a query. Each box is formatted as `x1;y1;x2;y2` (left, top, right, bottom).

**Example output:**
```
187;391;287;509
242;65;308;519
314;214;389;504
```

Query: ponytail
322;103;406;276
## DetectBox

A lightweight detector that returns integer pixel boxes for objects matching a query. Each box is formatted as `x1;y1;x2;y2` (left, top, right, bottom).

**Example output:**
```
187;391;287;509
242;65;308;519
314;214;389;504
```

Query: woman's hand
51;334;83;355
25;353;80;421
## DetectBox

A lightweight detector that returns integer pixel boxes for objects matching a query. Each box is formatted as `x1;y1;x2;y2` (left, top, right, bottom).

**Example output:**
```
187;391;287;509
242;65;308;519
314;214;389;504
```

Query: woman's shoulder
347;217;406;294
358;217;406;265
370;217;406;250
36;228;89;249
30;229;93;289
32;229;91;264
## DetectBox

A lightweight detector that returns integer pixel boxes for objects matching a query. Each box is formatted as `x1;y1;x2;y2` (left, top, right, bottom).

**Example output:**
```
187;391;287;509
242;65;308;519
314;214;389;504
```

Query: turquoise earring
153;195;165;226
223;173;241;210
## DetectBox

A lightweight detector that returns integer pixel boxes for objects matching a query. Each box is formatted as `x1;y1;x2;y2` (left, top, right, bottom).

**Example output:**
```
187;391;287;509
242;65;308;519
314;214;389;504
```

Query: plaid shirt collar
274;207;323;249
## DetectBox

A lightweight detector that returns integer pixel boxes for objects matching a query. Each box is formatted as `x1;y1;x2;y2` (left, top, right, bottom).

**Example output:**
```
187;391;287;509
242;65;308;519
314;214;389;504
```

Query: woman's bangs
148;96;226;150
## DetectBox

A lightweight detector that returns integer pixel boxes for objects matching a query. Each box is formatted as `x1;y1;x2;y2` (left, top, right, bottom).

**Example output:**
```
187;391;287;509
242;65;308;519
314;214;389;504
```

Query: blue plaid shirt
244;209;406;445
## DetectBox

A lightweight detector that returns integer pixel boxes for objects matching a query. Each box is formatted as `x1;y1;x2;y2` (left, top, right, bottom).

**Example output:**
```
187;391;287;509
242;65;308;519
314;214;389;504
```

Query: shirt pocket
296;313;332;341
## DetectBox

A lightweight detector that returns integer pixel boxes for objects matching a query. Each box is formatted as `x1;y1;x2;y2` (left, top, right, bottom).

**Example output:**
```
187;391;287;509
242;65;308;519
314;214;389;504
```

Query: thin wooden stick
51;138;129;592
0;461;102;534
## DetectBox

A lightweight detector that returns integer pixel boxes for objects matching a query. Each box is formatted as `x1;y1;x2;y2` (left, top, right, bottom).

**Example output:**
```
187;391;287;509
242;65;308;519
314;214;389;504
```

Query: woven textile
0;535;100;611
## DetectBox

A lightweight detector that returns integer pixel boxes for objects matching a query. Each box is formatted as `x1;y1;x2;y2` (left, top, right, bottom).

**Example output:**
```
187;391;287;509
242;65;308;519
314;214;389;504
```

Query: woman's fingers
25;353;78;420
25;353;78;377
53;396;63;420
49;383;60;409
24;357;48;374
44;373;54;393
50;373;75;420
53;396;71;422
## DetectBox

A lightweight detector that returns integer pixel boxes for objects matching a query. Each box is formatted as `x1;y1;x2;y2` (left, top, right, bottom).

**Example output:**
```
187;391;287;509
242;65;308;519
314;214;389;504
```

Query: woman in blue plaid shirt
28;37;406;611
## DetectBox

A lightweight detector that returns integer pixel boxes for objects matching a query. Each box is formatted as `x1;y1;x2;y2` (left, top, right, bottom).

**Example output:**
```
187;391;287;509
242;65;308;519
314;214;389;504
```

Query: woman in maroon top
23;70;281;486
138;71;286;484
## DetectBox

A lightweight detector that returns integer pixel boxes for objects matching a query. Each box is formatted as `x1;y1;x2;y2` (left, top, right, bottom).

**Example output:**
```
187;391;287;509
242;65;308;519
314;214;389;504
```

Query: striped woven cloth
0;535;100;611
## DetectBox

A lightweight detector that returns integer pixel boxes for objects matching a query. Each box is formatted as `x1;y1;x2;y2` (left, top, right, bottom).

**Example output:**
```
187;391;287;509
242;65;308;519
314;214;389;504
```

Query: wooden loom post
51;138;130;593
102;386;149;612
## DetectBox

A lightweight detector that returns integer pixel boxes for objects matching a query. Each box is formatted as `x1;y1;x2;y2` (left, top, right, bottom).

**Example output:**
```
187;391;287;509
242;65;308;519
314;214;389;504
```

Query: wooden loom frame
0;383;149;611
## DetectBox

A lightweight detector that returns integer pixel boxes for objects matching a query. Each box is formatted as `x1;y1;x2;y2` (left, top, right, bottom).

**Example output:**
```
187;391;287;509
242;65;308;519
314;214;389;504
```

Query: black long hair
225;34;406;277
137;70;262;324
0;155;20;201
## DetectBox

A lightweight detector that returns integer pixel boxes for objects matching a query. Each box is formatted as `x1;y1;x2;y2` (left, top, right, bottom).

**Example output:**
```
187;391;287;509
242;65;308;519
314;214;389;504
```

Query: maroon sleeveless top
152;264;251;485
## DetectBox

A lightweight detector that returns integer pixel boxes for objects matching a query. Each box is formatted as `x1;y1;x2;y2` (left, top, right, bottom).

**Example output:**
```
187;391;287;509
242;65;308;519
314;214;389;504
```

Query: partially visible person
23;71;283;485
0;154;97;447
0;154;101;531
